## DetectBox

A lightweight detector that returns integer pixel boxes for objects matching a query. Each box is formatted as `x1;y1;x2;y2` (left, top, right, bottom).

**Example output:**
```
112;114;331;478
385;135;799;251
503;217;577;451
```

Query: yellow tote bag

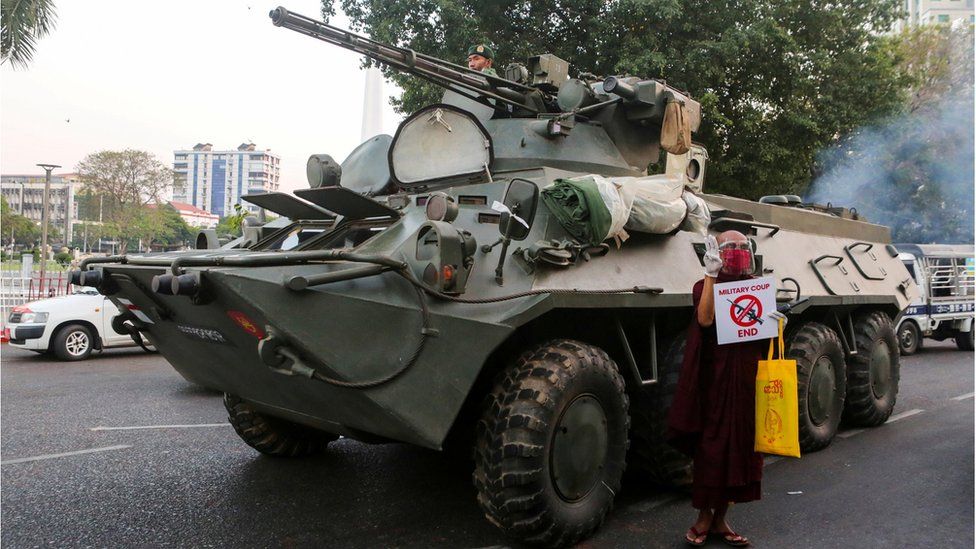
755;319;801;458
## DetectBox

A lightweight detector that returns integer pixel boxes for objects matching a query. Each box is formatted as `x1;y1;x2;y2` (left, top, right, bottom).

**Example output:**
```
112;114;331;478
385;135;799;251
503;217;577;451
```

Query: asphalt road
1;340;972;548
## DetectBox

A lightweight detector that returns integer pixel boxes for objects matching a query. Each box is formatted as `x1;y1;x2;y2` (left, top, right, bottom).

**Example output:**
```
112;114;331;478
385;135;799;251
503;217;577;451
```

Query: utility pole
36;163;60;296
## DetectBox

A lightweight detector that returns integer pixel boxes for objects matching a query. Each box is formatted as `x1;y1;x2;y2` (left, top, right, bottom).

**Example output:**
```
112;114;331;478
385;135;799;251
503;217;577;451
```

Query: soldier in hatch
466;44;497;76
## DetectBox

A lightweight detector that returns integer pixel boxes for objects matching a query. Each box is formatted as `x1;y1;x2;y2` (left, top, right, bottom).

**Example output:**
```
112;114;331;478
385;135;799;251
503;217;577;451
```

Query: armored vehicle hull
75;7;919;547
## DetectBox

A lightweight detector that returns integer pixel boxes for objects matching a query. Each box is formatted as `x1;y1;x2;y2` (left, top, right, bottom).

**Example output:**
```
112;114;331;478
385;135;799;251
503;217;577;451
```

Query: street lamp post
36;163;61;297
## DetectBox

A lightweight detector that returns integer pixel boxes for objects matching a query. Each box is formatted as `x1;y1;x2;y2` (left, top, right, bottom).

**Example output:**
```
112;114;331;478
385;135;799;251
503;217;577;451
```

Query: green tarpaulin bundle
540;175;628;246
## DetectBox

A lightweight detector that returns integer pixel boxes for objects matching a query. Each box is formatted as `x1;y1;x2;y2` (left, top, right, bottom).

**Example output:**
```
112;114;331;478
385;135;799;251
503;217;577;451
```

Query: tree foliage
1;195;40;245
76;149;175;252
215;203;249;238
1;0;57;69
327;0;907;198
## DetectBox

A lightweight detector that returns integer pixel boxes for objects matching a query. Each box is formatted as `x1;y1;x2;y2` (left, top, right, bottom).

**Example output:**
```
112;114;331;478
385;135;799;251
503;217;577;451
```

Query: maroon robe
667;273;764;510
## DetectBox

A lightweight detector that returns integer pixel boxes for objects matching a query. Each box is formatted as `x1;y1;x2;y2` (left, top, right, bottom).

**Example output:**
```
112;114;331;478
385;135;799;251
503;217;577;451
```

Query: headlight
20;312;49;324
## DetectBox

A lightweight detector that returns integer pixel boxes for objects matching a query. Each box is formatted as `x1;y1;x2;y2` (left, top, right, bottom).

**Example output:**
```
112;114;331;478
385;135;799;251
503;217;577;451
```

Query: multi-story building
172;143;280;217
896;0;974;30
1;173;78;244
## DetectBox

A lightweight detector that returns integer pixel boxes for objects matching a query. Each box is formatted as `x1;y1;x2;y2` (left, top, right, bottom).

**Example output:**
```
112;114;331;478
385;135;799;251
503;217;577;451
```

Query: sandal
712;529;750;547
685;526;708;547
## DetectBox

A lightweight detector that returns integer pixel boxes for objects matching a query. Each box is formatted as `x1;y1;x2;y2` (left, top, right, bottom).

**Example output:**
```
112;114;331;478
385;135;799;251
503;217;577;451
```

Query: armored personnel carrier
73;7;917;547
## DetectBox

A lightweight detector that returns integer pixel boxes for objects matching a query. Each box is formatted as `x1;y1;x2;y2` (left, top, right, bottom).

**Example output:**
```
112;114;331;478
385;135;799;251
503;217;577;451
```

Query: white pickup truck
895;243;975;355
6;288;152;361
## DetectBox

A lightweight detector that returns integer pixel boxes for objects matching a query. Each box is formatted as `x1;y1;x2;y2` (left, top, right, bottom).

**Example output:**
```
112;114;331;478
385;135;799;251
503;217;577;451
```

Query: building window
938;14;950;22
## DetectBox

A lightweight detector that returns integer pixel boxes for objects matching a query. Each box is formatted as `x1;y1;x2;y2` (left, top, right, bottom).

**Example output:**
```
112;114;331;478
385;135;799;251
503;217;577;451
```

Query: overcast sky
1;0;403;194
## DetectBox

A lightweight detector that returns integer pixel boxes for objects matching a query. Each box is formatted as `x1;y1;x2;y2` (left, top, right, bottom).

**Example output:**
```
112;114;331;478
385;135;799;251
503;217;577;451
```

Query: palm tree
1;0;58;69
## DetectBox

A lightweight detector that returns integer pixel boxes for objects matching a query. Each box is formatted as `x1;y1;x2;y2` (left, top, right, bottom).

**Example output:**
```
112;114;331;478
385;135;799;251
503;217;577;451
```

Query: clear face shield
718;240;755;276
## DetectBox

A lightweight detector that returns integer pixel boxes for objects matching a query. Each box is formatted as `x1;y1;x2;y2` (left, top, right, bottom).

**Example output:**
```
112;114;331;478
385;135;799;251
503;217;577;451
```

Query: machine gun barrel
269;6;542;113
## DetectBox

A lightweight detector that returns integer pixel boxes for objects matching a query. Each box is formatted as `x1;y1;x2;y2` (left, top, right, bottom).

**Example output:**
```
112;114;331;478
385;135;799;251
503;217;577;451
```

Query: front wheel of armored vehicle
473;340;629;548
955;327;975;351
843;311;900;427
787;322;846;453
628;336;693;487
224;394;338;457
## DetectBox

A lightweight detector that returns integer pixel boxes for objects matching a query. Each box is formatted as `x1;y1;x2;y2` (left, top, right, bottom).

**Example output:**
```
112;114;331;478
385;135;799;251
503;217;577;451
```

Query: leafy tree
327;0;907;198
215;203;249;237
1;0;57;69
1;195;40;246
76;150;174;252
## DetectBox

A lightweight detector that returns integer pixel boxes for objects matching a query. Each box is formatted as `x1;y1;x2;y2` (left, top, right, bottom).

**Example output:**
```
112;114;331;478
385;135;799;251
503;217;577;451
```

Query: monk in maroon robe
668;230;766;547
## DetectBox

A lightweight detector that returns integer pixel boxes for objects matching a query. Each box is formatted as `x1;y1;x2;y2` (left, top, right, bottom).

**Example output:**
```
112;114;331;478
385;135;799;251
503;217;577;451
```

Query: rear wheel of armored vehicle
473;340;629;548
787;322;846;453
897;321;921;356
843;311;900;427
224;394;338;457
628;336;693;487
955;327;975;351
52;323;94;361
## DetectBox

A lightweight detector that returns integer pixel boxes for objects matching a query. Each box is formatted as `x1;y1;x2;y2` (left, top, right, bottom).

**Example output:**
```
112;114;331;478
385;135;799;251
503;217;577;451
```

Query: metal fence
1;271;73;333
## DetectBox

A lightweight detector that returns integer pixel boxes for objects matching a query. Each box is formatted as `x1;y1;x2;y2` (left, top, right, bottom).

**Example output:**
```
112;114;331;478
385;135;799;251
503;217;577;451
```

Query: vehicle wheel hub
550;394;608;502
870;341;892;399
899;327;916;351
808;355;836;426
65;331;90;356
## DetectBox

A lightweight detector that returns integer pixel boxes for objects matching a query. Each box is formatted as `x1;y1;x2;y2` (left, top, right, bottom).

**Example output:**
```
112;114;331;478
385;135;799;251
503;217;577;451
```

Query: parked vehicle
5;288;153;360
895;244;975;355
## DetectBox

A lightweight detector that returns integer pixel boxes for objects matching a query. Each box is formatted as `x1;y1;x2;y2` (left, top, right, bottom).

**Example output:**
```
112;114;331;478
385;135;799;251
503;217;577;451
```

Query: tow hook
258;331;316;378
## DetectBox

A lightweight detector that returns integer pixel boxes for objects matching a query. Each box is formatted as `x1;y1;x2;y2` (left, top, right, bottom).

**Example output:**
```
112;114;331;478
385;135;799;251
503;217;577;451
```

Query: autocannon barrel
269;6;541;113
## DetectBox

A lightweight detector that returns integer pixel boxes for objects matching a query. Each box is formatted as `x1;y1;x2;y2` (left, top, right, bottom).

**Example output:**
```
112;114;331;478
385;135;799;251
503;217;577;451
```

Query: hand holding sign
713;276;778;344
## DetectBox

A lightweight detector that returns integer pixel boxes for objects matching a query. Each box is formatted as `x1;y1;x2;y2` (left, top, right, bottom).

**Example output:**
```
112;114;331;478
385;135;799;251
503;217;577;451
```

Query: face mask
720;246;754;276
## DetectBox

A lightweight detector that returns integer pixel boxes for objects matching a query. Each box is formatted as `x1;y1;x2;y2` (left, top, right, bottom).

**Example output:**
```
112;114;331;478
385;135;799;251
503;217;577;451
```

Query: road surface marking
90;423;230;431
837;429;866;439
887;409;924;423
951;392;974;401
1;444;132;465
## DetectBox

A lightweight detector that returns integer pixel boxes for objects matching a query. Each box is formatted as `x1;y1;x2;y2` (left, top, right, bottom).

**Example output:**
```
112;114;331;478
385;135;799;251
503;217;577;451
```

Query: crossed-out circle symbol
731;294;762;327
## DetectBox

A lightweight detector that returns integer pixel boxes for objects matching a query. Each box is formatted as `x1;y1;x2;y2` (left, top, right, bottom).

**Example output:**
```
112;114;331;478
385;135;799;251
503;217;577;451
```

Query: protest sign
713;276;778;345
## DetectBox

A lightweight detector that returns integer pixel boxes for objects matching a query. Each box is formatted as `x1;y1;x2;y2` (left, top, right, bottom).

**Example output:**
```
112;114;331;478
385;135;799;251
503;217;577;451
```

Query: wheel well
896;317;921;331
51;320;102;350
786;304;900;356
442;307;692;449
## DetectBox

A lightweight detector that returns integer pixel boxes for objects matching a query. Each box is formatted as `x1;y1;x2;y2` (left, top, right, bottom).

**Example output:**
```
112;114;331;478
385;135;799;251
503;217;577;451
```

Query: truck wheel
955;327;974;351
787;322;846;452
224;394;338;457
628;336;693;487
473;340;629;547
52;323;94;361
844;311;900;427
897;321;921;356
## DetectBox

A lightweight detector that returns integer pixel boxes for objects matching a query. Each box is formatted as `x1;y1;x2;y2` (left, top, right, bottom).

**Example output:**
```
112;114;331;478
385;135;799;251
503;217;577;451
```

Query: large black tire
897;320;921;356
52;323;94;361
787;322;846;453
844;311;900;427
473;340;629;548
224;394;338;457
955;327;974;351
628;336;693;487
